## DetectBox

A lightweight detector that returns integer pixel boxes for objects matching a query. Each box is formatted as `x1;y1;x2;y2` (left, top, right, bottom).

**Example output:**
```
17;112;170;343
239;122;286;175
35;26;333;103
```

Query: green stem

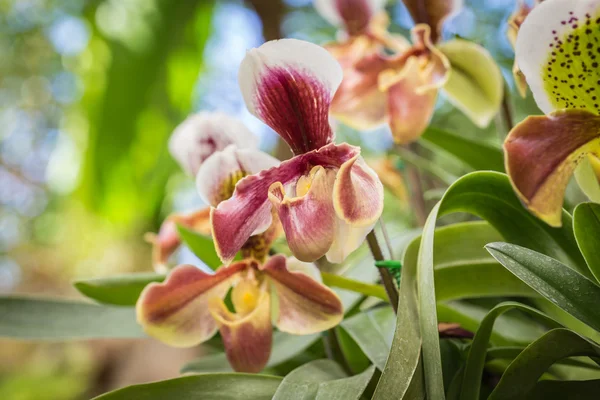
321;272;389;302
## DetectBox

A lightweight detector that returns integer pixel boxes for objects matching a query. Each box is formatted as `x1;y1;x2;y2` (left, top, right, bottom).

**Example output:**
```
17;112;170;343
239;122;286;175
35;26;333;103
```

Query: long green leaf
527;379;600;399
177;225;222;270
573;202;600;283
459;302;560;400
417;203;445;400
489;329;600;400
377;171;584;400
486;242;600;332
93;373;282;400
272;359;347;400
0;296;144;340
420;127;504;172
315;366;376;400
341;307;395;370
74;273;165;306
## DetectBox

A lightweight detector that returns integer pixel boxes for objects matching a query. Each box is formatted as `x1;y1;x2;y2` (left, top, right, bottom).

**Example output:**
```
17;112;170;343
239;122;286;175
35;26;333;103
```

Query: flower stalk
366;230;399;313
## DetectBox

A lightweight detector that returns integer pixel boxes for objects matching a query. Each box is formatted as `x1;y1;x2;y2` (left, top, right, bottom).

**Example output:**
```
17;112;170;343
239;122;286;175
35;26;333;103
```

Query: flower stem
321;272;389;302
366;230;399;313
402;143;428;226
501;90;514;133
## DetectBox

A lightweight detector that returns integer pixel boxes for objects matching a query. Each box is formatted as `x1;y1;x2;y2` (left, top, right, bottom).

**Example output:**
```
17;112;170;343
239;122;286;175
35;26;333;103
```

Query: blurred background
0;0;538;398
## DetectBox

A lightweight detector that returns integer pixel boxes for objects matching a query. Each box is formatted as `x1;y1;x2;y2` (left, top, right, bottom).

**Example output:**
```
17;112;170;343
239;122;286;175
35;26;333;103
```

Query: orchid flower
504;0;600;226
507;0;544;97
210;39;385;265
148;112;278;272
315;0;502;144
137;233;343;372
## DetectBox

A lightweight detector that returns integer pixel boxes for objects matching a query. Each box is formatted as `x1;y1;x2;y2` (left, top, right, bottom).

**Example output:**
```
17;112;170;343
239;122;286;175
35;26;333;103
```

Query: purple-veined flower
147;112;278;272
210;39;385;264
504;0;600;226
315;0;502;144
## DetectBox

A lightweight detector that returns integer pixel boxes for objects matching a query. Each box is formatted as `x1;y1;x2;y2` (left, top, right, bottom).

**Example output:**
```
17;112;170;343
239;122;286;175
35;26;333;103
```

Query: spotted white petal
516;0;600;114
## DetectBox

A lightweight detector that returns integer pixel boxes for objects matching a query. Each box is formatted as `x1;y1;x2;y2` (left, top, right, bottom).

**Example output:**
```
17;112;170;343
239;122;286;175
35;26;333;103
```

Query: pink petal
261;255;343;334
211;143;360;264
238;39;342;154
196;146;280;207
328;39;389;131
169;112;258;176
209;282;272;373
269;166;337;262
314;0;387;35
146;208;211;273
333;155;384;226
136;261;248;347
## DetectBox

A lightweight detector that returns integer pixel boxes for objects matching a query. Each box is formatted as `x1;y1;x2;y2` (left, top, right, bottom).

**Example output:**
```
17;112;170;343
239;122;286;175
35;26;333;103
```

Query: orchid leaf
459;302;560;400
438;39;504;128
0;296;144;340
272;359;346;400
573;203;600;284
73;273;165;306
341;307;395;370
177;225;222;270
489;329;600;400
315;366;376;400
376;171;585;399
336;327;372;374
486;242;600;332
93;373;282;400
527;379;600;400
421;127;504;172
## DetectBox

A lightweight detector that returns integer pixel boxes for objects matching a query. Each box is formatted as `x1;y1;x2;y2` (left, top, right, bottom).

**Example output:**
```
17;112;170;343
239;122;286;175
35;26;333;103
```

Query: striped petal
269;166;337;262
211;143;360;264
314;0;387;35
146;208;211;273
239;39;342;154
401;0;463;43
504;109;600;227
209;280;272;373
169;112;258;176
333;155;384;226
515;0;600;114
262;255;343;334
136;261;248;347
196;146;280;206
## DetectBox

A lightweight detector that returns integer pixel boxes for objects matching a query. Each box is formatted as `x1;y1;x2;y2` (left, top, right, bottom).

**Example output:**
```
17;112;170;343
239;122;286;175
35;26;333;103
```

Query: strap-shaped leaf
0;296;144;340
93;373;282;400
459;302;560;400
489;329;600;400
573;202;600;284
272;359;347;400
74;273;165;306
375;171;585;400
177;225;222;270
486;242;600;332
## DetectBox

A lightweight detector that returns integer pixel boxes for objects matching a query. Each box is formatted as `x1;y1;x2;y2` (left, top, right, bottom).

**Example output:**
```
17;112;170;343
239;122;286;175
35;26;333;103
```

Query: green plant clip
375;261;402;287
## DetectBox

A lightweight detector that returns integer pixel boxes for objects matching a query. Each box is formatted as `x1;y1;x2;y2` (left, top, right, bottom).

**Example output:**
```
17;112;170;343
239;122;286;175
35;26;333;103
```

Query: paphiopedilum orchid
211;39;385;264
136;230;343;372
315;0;502;144
504;0;600;226
147;112;278;272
